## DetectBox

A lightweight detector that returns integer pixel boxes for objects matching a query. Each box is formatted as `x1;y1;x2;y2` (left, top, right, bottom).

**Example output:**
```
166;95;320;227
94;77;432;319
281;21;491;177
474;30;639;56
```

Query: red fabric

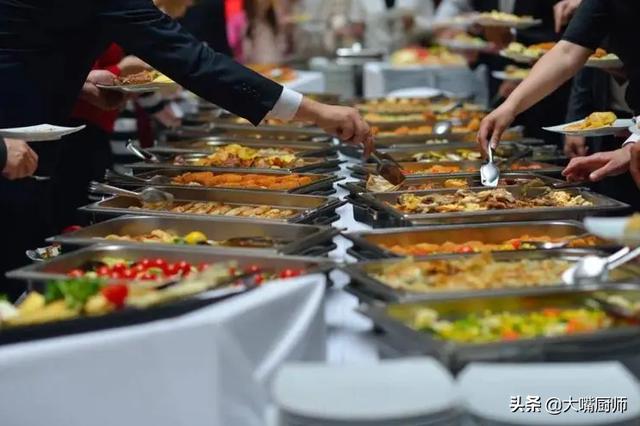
225;0;244;17
71;44;124;133
134;102;154;148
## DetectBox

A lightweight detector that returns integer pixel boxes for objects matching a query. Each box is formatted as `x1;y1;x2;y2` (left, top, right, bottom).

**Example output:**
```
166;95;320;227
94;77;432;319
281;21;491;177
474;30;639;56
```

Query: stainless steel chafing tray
7;243;335;283
350;160;563;179
108;168;342;196
342;172;565;195
353;186;630;227
127;154;343;174
80;187;345;226
371;128;524;145
161;125;333;143
344;220;614;260
360;287;640;372
154;137;337;157
48;215;339;257
343;249;640;303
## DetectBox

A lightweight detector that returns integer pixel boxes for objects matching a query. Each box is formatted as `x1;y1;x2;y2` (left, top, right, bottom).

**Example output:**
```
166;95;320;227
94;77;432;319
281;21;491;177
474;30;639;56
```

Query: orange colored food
172;172;316;190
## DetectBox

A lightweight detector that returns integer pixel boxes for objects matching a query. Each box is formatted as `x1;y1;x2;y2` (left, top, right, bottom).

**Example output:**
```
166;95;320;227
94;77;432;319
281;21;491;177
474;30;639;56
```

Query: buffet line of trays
0;117;351;345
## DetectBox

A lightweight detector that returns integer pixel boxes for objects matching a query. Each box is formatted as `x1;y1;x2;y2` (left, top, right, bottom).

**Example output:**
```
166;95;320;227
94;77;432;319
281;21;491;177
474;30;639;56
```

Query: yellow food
565;112;617;131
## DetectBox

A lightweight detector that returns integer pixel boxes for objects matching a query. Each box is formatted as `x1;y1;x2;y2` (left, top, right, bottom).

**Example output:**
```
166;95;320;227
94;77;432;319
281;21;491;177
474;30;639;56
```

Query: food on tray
371;253;570;293
115;70;173;85
356;98;436;114
504;65;530;79
1;262;307;327
564;111;617;131
138;201;297;219
412;148;482;162
171;172;316;190
403;164;476;175
104;229;213;246
589;48;620;62
390;47;466;66
249;64;297;83
625;214;640;233
373;118;481;137
364;112;430;123
412;305;613;343
66;256;204;281
502;41;555;60
446;33;488;48
365;175;469;192
478;10;537;25
382;234;599;256
174;144;305;169
389;188;592;214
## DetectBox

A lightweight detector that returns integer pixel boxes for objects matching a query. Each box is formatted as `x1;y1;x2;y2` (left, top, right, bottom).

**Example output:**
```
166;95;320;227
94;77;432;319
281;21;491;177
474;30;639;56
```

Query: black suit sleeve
565;68;596;122
0;138;6;172
562;0;610;51
515;0;561;45
97;0;283;125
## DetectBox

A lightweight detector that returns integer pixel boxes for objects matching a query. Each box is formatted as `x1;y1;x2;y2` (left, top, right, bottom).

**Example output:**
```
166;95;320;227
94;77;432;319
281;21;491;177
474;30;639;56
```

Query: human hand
482;26;513;49
118;56;151;76
554;0;583;33
80;70;127;111
2;138;38;180
154;103;182;129
562;144;632;182
477;102;516;153
294;98;373;156
563;135;587;158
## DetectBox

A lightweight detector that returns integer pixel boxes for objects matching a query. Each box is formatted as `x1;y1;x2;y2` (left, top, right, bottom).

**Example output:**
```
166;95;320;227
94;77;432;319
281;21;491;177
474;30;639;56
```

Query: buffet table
284;70;326;94
363;62;489;106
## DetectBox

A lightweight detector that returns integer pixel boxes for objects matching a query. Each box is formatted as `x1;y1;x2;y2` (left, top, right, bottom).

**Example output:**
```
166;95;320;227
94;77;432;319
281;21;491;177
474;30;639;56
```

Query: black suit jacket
0;0;281;128
179;0;232;57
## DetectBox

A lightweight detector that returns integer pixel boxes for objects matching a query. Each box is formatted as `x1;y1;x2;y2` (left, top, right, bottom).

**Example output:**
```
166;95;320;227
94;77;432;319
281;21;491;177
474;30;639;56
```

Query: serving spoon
369;149;406;185
480;145;500;187
518;233;593;250
89;181;174;209
562;246;640;285
433;121;452;136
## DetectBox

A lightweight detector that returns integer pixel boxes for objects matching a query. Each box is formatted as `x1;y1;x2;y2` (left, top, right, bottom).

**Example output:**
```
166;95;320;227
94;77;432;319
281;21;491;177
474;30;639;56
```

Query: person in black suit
179;0;233;57
0;0;371;298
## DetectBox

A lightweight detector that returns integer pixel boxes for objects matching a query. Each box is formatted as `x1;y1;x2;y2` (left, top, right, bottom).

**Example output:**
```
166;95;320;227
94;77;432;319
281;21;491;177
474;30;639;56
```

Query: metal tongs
369;149;406;185
126;141;161;163
89;181;174;209
562;246;640;285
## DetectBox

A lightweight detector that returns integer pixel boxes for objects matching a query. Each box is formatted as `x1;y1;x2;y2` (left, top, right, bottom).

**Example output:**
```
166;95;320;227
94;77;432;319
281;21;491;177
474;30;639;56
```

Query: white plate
97;81;180;94
584;216;640;245
491;70;527;81
438;38;492;51
585;57;624;69
628;124;640;136
0;124;86;141
543;118;632;137
499;50;537;64
475;17;542;29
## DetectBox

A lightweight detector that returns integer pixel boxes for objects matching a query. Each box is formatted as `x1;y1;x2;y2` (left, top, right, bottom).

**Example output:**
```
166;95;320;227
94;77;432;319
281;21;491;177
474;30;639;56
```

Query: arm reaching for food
477;40;592;151
562;143;633;182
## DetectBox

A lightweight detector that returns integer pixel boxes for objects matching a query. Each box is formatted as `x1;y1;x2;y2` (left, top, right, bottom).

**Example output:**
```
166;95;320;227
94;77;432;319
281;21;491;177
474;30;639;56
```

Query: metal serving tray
128;155;343;174
48;215;339;257
343;249;640;303
350;160;563;179
80;187;345;226
360;287;640;372
7;243;334;283
353;186;630;227
342;172;564;195
3;245;334;345
344;220;612;260
108;168;341;196
155;136;337;157
161;125;333;143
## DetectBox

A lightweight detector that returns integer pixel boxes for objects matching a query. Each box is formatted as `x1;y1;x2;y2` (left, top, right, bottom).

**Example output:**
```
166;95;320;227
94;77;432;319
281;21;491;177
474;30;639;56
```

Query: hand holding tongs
369;149;406;185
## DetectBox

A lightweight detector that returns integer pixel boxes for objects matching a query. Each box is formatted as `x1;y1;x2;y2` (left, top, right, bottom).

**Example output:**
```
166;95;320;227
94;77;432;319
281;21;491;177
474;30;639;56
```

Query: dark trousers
53;121;112;231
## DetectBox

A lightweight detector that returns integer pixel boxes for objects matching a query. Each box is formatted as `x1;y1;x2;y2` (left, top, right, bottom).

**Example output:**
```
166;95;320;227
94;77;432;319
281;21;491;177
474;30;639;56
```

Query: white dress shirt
266;87;304;121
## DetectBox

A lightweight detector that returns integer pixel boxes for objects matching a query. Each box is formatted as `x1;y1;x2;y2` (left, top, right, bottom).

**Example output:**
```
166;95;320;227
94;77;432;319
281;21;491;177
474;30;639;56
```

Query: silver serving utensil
552;181;589;189
105;169;173;185
480;146;500;187
369;150;406;185
89;181;174;208
562;246;640;285
518;233;594;250
433;121;452;135
126;141;161;163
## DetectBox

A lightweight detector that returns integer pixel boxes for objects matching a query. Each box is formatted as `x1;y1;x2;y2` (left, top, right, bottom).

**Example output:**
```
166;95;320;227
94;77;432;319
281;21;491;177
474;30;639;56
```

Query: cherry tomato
140;272;157;281
198;262;210;272
511;239;522;250
279;268;302;279
67;268;84;278
227;266;236;276
110;271;125;280
133;264;147;275
97;266;111;276
456;245;473;254
122;269;137;280
151;258;168;269
101;284;129;308
246;264;261;274
164;263;181;277
111;263;128;274
254;274;264;285
138;258;153;269
62;225;82;234
176;261;191;276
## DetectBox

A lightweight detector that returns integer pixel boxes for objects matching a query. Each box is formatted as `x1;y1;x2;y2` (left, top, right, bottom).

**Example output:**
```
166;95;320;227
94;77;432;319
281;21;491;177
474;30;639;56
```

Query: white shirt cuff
266;87;303;121
623;133;640;147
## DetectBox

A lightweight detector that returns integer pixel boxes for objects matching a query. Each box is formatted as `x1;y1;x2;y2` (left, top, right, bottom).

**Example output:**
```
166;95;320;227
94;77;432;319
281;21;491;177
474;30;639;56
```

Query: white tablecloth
285;71;326;94
363;62;489;106
0;275;326;426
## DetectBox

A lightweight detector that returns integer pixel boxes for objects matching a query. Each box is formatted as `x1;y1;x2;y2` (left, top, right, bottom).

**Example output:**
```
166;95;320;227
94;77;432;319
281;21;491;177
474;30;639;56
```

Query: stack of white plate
272;357;461;426
458;362;640;425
